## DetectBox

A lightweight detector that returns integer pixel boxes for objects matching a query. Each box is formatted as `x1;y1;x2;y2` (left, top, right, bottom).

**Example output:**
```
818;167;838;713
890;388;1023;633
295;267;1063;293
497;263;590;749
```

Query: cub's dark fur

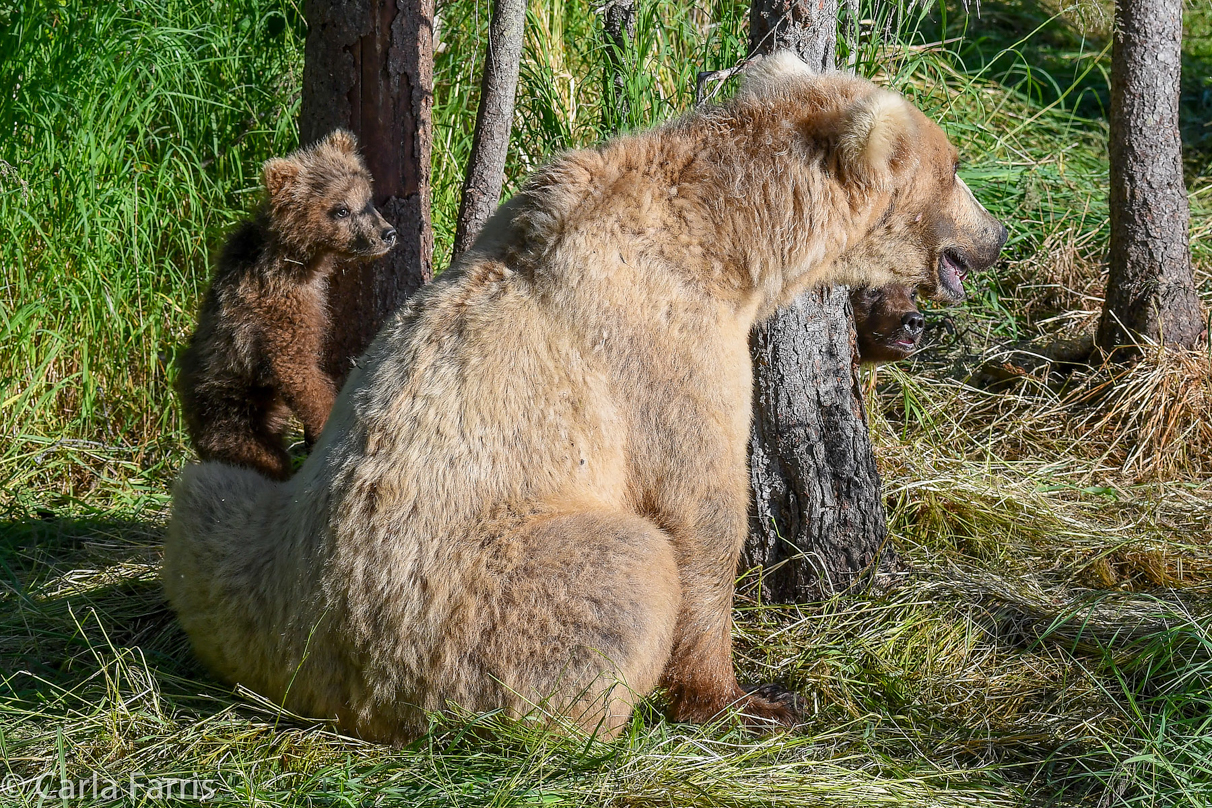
852;284;924;363
177;130;395;480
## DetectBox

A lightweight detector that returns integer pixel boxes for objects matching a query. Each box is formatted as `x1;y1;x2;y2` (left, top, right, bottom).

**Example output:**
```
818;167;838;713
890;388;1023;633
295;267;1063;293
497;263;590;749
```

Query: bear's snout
972;219;1008;271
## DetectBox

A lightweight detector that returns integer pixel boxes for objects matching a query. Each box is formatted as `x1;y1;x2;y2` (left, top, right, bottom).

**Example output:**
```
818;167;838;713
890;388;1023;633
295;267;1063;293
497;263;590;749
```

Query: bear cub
852;285;925;363
177;130;395;480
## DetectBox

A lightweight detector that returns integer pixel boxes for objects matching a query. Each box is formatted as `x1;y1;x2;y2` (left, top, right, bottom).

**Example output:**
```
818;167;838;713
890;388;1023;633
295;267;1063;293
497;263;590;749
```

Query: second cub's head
262;130;397;261
851;284;924;364
738;54;1007;305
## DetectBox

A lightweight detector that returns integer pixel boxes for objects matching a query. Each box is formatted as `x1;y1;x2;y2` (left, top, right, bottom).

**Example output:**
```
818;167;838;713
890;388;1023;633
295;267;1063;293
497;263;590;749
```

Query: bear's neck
589;124;892;325
749;182;893;320
248;207;337;280
666;155;889;324
268;231;337;281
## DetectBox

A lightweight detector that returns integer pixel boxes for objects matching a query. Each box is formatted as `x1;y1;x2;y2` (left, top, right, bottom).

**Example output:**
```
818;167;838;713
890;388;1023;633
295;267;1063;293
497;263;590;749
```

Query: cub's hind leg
193;389;292;480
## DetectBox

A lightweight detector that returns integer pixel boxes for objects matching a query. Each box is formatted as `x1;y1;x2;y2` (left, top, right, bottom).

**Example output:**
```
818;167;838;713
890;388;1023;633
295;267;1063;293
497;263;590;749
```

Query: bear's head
851;284;924;363
739;53;1007;305
262;129;397;261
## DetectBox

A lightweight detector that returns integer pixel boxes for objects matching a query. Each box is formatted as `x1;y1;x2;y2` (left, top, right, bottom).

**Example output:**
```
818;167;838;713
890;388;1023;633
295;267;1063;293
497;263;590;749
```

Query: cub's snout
852;284;925;363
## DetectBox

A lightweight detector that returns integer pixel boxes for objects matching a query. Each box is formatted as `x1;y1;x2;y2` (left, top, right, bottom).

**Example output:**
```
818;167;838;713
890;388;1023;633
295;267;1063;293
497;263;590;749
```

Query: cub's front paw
739;683;803;732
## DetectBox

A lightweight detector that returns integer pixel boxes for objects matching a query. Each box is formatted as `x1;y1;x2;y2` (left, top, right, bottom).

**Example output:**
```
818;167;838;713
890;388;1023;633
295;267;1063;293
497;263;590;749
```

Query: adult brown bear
163;53;1006;743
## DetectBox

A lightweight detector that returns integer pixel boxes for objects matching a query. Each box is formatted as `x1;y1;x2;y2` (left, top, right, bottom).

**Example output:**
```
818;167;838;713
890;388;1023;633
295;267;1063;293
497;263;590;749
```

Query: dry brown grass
997;228;1106;330
1061;347;1212;481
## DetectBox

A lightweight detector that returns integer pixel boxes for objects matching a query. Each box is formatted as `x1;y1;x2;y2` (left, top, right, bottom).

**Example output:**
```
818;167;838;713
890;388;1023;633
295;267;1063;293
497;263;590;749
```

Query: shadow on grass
0;513;238;729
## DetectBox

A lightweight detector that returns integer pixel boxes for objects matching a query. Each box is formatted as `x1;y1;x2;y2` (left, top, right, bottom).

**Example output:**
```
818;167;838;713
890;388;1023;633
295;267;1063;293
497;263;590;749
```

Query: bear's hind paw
738;682;804;732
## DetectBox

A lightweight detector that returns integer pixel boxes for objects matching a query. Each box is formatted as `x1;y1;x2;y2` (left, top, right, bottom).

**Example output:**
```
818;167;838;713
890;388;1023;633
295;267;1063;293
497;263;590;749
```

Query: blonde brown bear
163;55;1006;743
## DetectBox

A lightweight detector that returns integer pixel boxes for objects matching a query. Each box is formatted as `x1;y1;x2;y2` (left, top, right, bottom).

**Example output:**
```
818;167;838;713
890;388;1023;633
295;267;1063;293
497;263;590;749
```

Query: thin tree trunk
1096;0;1204;355
601;0;635;135
301;0;434;384
742;0;894;603
452;0;526;258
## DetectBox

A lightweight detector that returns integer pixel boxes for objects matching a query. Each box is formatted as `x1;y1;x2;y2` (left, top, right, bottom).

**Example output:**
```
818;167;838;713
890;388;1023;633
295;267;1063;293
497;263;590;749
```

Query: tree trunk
601;0;635;135
747;288;889;601
1096;0;1204;355
749;0;837;70
451;0;526;258
742;0;893;603
300;0;434;384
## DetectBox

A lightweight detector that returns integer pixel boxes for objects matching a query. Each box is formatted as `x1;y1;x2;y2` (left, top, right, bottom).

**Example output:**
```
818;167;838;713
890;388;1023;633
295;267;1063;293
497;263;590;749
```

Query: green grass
0;0;302;509
3;0;1212;804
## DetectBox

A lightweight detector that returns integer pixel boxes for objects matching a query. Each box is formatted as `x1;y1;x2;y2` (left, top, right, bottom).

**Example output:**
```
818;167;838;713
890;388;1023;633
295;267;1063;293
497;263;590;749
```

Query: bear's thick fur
177;130;396;480
852;285;924;362
163;55;1006;743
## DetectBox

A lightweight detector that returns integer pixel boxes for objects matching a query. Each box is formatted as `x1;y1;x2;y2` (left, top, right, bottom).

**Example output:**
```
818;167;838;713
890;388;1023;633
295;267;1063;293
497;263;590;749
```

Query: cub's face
312;175;396;260
263;129;397;261
851;284;923;363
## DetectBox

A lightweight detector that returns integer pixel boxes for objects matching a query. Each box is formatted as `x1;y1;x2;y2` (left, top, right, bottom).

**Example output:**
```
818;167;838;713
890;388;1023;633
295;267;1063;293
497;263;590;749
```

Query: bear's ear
263;158;300;201
322;129;359;156
836;90;916;185
738;50;816;97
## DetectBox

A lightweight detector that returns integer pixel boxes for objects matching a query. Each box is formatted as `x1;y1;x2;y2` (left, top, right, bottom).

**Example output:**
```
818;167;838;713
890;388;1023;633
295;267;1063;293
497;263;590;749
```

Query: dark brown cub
851;284;925;364
177;130;395;480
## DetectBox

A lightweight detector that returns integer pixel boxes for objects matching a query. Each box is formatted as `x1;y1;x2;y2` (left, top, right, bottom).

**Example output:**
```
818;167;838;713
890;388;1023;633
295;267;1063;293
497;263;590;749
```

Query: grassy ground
2;0;1212;804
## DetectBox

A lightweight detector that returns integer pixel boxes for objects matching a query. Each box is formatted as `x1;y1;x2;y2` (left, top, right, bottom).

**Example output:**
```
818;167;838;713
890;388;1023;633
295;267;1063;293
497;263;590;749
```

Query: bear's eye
334;207;351;219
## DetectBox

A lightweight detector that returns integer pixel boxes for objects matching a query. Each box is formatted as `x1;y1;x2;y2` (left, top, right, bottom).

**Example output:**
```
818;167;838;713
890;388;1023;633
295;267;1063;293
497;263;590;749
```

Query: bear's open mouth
937;248;968;300
892;337;918;351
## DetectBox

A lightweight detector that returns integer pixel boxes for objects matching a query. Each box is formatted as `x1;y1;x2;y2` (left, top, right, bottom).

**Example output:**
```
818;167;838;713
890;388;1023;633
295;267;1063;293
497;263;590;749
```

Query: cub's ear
322;128;359;156
837;90;916;185
263;158;300;201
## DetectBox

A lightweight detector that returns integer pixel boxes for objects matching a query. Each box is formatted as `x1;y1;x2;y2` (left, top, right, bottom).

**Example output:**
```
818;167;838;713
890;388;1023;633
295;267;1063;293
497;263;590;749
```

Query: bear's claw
739;682;804;731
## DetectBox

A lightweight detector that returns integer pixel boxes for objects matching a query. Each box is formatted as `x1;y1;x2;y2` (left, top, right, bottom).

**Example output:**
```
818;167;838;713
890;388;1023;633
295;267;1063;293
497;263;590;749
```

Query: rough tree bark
301;0;434;384
451;0;527;257
749;0;837;67
1096;0;1204;355
601;0;635;135
742;0;893;603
